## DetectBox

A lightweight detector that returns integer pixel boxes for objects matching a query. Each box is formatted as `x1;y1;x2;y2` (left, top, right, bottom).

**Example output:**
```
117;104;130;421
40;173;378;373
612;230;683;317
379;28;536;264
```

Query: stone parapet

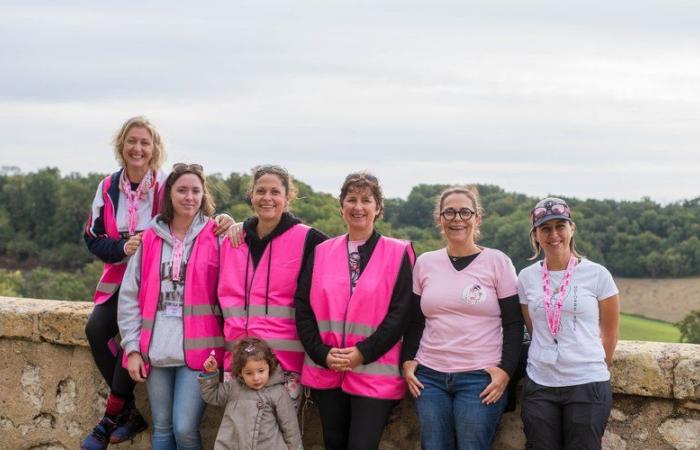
1;297;699;449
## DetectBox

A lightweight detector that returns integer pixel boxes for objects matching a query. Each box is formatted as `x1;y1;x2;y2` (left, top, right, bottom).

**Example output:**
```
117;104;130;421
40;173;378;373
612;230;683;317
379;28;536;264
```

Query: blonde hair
433;185;483;241
112;116;166;171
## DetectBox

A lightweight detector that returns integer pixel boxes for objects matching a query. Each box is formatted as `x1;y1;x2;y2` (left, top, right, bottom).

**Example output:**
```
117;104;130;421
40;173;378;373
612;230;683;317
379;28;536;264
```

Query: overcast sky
1;1;698;202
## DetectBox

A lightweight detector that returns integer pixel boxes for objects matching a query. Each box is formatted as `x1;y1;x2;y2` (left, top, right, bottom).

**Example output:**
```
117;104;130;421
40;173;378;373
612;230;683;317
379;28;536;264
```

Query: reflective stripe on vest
219;223;309;373
122;219;225;375
301;234;414;400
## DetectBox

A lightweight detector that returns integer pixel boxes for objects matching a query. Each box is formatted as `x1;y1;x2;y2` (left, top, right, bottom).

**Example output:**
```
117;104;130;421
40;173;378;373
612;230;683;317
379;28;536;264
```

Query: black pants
311;388;398;450
521;378;612;450
85;294;135;399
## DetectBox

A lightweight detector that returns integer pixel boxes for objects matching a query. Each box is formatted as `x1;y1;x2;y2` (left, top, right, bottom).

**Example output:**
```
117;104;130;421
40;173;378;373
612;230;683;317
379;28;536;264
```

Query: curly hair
339;171;384;221
231;337;278;377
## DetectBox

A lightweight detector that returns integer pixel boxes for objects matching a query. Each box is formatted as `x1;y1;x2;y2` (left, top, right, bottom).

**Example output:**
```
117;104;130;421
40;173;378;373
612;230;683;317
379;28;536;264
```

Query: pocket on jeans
570;382;605;424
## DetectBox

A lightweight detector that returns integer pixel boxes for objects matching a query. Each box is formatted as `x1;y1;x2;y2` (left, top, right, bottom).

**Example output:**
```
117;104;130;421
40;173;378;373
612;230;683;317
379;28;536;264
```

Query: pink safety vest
122;219;224;374
92;172;163;305
301;234;415;400
218;224;310;373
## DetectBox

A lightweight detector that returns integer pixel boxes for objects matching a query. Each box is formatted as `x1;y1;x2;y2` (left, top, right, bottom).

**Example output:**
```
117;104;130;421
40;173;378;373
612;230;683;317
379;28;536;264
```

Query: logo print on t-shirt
463;284;486;305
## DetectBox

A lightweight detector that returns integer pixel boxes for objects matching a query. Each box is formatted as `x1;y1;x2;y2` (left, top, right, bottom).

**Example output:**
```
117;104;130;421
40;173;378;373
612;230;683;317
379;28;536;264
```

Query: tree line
1;168;699;302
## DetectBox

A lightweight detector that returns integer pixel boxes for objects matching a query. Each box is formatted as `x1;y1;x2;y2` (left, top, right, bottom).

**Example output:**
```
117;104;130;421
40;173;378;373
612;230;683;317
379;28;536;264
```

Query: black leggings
311;388;398;450
85;293;135;399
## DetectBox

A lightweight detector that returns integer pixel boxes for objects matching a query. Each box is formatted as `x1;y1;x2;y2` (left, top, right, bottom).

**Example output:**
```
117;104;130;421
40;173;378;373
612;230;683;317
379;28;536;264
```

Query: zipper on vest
181;234;199;369
341;237;354;348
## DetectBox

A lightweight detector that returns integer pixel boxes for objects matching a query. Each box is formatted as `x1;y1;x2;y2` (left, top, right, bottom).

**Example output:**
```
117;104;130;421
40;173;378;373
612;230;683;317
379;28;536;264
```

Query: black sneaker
110;405;148;444
81;416;117;450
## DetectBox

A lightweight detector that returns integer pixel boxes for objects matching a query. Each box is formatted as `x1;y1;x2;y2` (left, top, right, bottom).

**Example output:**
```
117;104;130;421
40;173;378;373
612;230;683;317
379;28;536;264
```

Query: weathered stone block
674;346;700;401
659;418;700;450
611;341;675;398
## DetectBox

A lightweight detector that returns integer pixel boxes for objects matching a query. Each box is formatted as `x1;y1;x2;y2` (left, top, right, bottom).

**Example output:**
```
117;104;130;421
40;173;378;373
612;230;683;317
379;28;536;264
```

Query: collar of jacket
243;212;301;247
356;229;381;274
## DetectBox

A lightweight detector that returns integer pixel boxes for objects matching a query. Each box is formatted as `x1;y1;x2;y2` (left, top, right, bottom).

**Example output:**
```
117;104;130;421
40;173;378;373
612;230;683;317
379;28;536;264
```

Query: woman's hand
403;360;424;398
123;233;142;256
325;347;351;372
127;352;148;382
479;366;509;405
227;222;245;248
336;346;364;370
213;214;235;236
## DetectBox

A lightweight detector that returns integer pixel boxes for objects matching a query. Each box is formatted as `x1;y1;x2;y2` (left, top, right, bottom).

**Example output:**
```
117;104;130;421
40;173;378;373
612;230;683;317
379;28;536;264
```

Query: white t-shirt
518;258;618;387
414;247;518;373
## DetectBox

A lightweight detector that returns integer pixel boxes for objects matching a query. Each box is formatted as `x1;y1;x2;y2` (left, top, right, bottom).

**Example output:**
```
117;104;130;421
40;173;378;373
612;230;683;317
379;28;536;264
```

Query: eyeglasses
530;201;571;223
172;163;204;173
440;207;476;221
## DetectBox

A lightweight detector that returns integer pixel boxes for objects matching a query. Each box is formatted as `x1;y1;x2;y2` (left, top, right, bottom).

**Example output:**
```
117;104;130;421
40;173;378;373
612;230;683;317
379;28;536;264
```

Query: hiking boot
109;405;148;444
81;416;117;450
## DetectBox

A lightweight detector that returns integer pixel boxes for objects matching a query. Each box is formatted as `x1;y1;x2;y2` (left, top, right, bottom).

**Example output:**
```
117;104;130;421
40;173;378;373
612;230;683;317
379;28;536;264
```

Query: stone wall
1;297;699;450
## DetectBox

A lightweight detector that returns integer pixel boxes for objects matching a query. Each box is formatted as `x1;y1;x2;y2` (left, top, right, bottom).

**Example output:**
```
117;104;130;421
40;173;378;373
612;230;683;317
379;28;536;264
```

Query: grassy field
619;313;681;343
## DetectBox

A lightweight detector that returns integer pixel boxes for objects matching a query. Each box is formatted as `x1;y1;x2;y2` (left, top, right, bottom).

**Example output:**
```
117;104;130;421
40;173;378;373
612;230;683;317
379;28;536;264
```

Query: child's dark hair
231;337;278;377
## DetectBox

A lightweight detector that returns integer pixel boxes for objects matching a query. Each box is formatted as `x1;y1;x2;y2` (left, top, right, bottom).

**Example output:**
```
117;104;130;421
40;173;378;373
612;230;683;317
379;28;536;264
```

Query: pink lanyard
541;256;576;338
170;228;185;282
120;171;153;235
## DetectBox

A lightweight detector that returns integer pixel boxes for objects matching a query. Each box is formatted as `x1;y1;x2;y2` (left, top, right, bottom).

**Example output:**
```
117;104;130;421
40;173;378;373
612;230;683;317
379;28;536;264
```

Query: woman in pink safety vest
218;164;327;408
82;117;232;450
296;171;415;450
117;164;225;450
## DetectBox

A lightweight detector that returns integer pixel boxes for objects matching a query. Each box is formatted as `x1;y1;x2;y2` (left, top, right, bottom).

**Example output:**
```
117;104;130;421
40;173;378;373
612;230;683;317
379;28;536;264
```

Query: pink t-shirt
414;247;518;373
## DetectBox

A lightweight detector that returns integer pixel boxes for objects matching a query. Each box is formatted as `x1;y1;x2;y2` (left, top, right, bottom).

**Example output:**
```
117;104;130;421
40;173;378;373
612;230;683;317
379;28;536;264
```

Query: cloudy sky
1;1;698;202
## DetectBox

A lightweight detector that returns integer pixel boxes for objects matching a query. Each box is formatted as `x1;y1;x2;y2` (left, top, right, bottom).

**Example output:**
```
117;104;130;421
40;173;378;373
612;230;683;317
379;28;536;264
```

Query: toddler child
199;337;302;450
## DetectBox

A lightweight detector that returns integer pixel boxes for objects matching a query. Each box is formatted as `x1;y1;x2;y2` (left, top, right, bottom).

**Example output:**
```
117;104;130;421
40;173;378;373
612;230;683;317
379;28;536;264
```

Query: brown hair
339;171;384;221
246;164;298;208
112;116;166;171
160;163;215;223
231;337;278;377
433;186;483;241
528;222;582;260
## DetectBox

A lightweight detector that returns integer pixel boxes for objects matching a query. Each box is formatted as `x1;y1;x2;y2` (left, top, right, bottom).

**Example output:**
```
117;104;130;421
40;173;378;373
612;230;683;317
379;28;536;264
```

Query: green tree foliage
677;310;700;344
1;168;699;301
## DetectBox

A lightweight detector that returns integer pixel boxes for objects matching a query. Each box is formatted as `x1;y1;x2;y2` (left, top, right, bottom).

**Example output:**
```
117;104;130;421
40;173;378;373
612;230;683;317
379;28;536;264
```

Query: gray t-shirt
518;258;618;387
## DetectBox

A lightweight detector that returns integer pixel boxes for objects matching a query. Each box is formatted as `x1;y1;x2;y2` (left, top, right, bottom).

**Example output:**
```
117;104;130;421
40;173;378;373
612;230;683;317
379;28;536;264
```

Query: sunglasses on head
440;207;476;221
172;163;204;173
345;172;379;184
530;201;571;223
255;164;289;176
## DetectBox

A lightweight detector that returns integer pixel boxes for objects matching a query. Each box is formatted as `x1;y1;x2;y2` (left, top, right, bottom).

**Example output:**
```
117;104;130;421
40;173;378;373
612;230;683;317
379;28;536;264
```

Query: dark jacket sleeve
294;250;332;368
400;292;424;363
302;228;328;268
84;207;128;264
355;251;414;364
498;294;524;377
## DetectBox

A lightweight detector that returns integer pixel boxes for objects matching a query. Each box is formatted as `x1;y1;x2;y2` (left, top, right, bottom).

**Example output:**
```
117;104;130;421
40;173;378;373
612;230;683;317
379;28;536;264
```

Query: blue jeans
415;365;506;450
147;366;206;450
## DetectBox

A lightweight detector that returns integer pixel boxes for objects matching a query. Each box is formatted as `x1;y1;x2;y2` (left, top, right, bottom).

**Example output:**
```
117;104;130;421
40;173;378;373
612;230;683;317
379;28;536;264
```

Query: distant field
619;313;680;343
615;277;700;323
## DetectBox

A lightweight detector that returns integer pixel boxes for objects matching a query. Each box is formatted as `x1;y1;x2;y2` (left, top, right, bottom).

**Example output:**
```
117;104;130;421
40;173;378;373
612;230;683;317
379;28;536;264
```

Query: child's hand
203;351;218;372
